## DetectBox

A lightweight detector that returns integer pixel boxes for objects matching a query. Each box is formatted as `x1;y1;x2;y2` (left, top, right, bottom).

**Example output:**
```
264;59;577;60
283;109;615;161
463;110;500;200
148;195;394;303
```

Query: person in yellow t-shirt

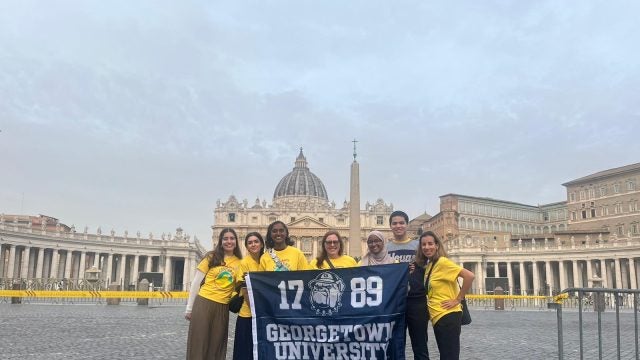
185;228;242;360
309;230;357;269
232;232;264;360
416;231;475;360
259;221;308;271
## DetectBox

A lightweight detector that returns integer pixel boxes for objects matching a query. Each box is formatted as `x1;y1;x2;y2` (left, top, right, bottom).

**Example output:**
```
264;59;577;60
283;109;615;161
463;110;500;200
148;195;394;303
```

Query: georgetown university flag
247;263;408;360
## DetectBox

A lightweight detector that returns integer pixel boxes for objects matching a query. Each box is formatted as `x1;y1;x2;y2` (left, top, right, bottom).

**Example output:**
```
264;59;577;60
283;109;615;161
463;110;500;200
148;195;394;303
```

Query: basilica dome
273;149;328;201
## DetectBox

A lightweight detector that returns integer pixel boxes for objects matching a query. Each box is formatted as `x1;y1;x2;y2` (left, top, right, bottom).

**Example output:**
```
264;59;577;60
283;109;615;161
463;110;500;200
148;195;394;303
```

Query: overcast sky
1;1;639;248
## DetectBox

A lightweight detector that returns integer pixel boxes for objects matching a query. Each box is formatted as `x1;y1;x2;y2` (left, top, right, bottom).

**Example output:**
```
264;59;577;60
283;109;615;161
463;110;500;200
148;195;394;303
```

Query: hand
408;262;416;274
184;312;192;321
441;298;461;310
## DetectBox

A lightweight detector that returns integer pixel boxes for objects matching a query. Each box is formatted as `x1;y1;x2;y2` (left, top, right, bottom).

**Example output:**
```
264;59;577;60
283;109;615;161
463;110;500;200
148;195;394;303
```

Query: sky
1;1;639;249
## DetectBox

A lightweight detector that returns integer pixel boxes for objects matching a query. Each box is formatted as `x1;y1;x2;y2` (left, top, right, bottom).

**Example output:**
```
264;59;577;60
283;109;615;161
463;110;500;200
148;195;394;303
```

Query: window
543;212;549;221
376;216;384;225
269;216;277;223
614;184;620;193
318;217;324;223
571;212;576;221
581;210;587;219
570;192;576;202
228;213;236;222
337;217;345;225
617;225;624;236
251;216;258;223
599;187;606;196
290;217;296;222
590;209;596;218
632;224;638;235
628;181;636;191
579;190;586;200
589;189;595;198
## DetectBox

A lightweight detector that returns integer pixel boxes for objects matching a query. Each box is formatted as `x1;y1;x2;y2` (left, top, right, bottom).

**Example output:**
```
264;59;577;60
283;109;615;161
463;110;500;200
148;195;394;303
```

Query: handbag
460;298;472;325
228;292;244;313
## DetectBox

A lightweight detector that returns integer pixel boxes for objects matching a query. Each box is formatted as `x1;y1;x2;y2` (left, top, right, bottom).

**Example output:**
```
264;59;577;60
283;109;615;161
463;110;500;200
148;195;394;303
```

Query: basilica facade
212;149;394;260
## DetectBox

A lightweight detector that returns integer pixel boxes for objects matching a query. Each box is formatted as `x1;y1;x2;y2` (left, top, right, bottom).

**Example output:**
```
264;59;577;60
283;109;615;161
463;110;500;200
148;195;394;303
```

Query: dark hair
206;228;242;268
244;231;265;258
315;230;344;268
389;210;409;225
265;221;293;248
415;231;447;267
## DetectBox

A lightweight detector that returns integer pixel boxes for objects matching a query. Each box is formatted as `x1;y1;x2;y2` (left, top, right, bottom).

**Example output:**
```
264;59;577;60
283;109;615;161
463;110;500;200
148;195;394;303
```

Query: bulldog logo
308;271;345;316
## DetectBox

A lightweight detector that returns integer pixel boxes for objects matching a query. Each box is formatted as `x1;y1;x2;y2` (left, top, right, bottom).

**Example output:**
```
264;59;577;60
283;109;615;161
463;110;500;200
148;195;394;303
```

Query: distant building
212;149;394;259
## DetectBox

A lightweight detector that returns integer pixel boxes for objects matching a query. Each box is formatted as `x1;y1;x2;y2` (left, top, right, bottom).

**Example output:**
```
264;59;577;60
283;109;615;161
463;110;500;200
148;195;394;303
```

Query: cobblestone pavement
1;303;638;359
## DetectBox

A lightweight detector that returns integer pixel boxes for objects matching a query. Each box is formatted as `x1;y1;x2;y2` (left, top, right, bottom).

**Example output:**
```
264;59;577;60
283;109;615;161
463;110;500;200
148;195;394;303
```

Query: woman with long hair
185;228;243;360
359;230;395;266
232;231;265;360
259;221;308;271
415;231;475;360
309;230;357;269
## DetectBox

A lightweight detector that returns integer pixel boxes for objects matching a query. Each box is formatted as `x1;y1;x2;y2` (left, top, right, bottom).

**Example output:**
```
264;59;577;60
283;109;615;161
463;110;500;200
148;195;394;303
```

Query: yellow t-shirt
197;255;241;304
424;256;463;325
236;255;261;318
259;246;308;271
309;255;357;269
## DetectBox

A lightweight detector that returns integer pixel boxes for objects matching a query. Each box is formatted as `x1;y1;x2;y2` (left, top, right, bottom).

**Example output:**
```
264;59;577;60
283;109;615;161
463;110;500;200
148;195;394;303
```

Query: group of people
184;211;475;360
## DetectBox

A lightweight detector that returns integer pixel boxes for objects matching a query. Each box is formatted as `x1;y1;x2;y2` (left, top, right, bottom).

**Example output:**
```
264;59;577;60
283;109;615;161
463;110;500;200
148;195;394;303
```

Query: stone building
0;214;204;291
417;163;640;295
212;149;394;259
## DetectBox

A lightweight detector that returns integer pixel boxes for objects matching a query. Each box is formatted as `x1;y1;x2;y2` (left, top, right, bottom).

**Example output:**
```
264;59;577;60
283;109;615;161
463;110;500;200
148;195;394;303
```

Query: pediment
287;216;329;228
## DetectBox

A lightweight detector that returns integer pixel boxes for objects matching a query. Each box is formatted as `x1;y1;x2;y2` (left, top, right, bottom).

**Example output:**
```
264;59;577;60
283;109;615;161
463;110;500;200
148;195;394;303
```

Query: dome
273;149;328;201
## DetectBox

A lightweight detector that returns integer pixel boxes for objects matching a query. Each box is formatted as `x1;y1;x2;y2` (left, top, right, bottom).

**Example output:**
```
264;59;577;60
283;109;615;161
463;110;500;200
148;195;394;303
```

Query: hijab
361;230;394;266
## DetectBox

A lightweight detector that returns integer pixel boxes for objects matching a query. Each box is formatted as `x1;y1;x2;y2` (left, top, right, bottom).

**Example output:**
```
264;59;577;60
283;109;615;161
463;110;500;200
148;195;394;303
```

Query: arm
441;267;475;310
184;269;205;320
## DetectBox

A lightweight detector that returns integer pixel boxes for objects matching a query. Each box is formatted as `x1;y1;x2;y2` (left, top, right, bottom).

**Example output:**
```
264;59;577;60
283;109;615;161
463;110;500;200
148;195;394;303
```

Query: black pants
433;311;462;360
406;297;429;360
233;316;254;360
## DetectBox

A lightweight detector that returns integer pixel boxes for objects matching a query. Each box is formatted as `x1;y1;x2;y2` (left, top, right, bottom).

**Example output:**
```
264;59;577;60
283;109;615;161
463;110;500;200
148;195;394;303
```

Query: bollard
494;286;505;310
137;279;149;306
107;283;121;305
11;282;22;304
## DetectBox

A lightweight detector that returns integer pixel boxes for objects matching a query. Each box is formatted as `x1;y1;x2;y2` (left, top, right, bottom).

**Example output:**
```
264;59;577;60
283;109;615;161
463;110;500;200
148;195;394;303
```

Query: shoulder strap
326;258;336;269
269;249;288;271
424;257;439;288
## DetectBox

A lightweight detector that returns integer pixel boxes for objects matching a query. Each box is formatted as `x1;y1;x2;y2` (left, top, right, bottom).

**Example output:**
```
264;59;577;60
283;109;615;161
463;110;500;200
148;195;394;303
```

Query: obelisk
349;139;362;258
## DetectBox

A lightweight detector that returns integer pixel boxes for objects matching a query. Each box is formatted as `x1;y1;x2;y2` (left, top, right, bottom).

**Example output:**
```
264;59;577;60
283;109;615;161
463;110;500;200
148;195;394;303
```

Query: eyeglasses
325;241;340;246
367;239;383;244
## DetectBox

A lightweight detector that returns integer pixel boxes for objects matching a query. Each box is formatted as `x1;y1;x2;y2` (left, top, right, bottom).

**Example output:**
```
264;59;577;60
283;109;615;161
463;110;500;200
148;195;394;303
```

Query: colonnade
0;243;193;291
462;256;639;295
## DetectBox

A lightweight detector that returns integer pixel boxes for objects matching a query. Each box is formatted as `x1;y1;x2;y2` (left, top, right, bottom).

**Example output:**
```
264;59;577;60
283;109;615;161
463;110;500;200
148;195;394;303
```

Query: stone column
20;247;31;279
64;251;73;279
629;258;637;290
78;252;87;280
558;260;567;292
93;252;100;268
132;255;140;285
519;261;527;295
600;259;608;288
117;254;126;286
572;260;581;288
506;262;513;294
477;261;485;293
532;261;540;295
7;245;16;278
586;260;593;287
35;248;45;279
183;256;191;292
614;258;623;289
106;254;114;283
164;256;172;291
544;261;553;295
50;250;60;279
145;256;152;272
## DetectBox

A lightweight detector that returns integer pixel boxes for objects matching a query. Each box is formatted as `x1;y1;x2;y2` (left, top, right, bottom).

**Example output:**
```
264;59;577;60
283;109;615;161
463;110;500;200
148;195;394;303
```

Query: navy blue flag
247;263;408;360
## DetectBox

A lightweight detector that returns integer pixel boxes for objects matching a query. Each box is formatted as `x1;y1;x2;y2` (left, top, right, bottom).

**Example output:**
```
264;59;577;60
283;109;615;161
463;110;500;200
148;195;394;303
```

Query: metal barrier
549;287;640;360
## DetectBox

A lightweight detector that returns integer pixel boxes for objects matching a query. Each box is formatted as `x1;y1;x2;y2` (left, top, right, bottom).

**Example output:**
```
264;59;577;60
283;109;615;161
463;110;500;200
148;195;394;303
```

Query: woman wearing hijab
359;230;395;266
